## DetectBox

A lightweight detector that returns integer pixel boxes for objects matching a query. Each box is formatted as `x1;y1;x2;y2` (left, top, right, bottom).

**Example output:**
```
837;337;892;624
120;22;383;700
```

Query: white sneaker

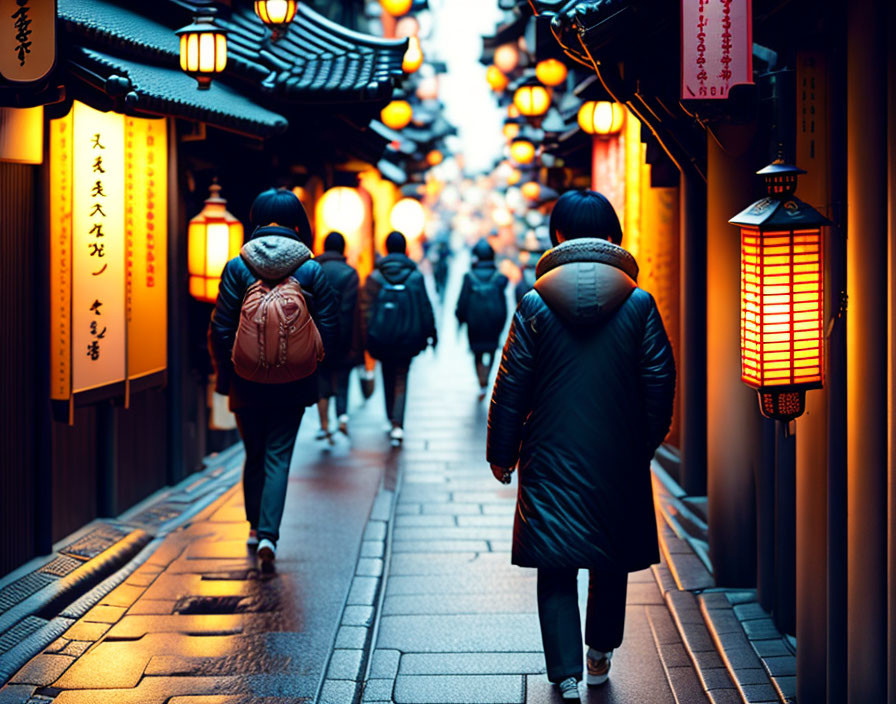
246;529;259;549
257;538;276;573
389;426;404;447
586;648;612;686
337;414;349;436
558;677;580;700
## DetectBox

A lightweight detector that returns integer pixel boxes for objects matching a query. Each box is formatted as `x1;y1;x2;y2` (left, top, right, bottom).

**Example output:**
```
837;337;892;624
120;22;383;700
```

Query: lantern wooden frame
729;160;831;421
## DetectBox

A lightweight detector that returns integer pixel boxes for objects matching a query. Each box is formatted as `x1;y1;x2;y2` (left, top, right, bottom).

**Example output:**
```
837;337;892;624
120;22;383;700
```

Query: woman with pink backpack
208;188;339;572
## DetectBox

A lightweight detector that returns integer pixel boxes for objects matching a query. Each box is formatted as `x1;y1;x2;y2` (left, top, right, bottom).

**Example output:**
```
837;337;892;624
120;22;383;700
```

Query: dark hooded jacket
455;239;509;353
208;225;339;411
315;250;362;367
487;238;675;572
360;253;437;360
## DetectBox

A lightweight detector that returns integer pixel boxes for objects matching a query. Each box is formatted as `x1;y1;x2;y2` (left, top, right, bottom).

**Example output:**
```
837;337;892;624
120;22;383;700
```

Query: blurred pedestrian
431;238;451;300
314;231;362;440
455;238;508;398
361;231;437;447
209;188;338;572
487;190;675;699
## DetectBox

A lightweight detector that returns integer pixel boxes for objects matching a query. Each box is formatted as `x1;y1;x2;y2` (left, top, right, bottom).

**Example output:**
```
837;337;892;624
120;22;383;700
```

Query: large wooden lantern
188;182;244;303
729;160;831;421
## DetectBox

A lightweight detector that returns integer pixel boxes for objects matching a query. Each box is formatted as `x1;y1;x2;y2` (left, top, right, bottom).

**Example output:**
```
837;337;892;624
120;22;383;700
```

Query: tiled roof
70;47;288;137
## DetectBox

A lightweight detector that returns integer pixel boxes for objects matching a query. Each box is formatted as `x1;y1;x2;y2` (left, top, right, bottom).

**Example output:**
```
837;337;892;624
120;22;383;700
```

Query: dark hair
548;189;623;247
324;231;345;254
249;188;313;248
385;230;407;254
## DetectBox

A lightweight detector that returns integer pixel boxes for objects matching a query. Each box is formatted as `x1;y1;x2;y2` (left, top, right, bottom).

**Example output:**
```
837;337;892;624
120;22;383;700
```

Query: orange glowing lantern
513;84;551;118
188;181;244;303
381;100;413;130
502;119;520;140
577;101;625;136
486;65;509;92
402;36;424;73
729;160;831;421
521;181;541;200
254;0;297;39
177;9;228;90
493;43;519;73
510;136;536;164
380;0;412;16
426;149;444;167
535;58;567;87
507;168;522;186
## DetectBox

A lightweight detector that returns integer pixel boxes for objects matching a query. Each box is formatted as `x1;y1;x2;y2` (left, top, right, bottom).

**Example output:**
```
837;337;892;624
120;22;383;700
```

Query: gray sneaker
558;677;580;700
586;648;612;686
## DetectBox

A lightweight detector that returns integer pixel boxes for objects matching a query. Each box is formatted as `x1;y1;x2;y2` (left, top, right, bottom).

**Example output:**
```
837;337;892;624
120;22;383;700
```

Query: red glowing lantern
729;160;831;421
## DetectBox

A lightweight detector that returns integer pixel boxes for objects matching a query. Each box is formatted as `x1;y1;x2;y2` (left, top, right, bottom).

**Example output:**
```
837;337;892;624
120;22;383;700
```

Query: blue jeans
235;407;302;545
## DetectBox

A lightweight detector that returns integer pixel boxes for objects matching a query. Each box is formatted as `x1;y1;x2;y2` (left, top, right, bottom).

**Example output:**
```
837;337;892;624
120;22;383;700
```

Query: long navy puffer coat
487;238;676;573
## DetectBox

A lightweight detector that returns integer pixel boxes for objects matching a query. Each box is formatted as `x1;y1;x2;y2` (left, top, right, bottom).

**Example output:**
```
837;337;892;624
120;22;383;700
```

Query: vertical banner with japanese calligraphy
0;0;56;83
72;100;126;393
125;117;167;380
50;101;169;407
681;0;753;100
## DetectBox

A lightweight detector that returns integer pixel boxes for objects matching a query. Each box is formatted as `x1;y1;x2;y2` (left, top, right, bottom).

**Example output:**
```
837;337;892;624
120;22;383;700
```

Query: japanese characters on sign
50;101;168;404
681;0;752;100
0;0;55;83
125;116;168;380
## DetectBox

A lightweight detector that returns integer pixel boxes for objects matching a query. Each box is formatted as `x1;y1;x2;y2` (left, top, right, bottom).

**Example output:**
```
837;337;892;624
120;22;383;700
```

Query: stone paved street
1;269;718;704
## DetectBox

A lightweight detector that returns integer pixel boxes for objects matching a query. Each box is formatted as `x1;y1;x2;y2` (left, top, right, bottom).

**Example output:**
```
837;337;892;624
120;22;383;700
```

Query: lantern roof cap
756;159;806;177
729;195;832;228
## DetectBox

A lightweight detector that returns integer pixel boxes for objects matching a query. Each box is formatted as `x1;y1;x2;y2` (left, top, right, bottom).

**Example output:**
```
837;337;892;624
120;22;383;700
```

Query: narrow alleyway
0;264;719;704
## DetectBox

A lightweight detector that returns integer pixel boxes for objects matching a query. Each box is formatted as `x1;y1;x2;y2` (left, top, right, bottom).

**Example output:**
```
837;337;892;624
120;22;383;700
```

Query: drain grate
173;595;246;615
0;572;57;613
38;555;83;578
129;502;185;527
0;616;47;654
59;525;130;560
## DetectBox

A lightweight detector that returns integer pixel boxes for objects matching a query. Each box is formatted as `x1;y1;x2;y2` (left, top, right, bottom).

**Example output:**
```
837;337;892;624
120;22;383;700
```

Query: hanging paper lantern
390;198;426;239
380;0;412;16
402;36;424;73
513;84;551;117
253;0;297;39
729;160;831;421
493;43;519;73
577;101;625;136
486;65;509;92
535;58;567;87
177;9;228;90
510;136;536;164
521;181;541;200
426;149;444;167
318;187;365;235
381;100;413;130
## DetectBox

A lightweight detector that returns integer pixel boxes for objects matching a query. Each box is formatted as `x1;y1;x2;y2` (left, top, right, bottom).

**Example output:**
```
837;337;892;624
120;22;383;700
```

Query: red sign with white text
681;0;752;100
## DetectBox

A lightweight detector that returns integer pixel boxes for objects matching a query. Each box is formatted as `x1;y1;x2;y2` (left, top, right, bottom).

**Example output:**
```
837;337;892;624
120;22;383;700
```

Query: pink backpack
231;277;324;384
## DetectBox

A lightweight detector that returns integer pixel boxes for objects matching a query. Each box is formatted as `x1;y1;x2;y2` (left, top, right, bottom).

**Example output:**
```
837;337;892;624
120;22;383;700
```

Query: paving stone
82;604;127;624
363;521;387;542
700;592;732;609
141;574;252;602
362;678;394;702
53;675;246;703
127;599;176;615
691;649;725;670
369;649;401;679
357;558;384;577
361;541;385;558
105;614;244;639
395;515;457;527
396;504;421;515
665;666;711;703
762;654;796;677
377;614;542;652
627;582;664;605
334;626;368;649
100;584;146;609
385;574;534;596
482;505;514;515
43;637;70;654
62;620;110;642
751;638;792;657
342;605;374;627
455;516;514;527
326;649;364;680
741;618;781;641
706;689;745;704
645;605;682;645
735;668;772;685
0;685;37;704
9;653;75;686
394;674;523;704
698;667;735;690
399;652;544;676
725;590;758;606
318;678;358;704
59;640;92;657
383;591;536;616
773;674;797;699
656;642;692;668
347;577;380;606
449;491;517;504
421;503;483;515
392;540;490;553
393;527;510;542
740;683;779;701
733;602;769;621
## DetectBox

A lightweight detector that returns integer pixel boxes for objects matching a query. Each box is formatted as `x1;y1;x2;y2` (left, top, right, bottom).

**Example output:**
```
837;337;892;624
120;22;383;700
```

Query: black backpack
466;271;506;339
366;271;427;359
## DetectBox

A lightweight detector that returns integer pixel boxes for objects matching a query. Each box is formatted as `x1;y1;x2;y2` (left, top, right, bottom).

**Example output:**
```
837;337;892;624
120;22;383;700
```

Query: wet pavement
1;262;722;704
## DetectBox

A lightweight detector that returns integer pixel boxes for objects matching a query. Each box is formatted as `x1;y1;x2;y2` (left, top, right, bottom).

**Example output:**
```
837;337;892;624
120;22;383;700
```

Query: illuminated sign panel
681;0;752;100
0;0;56;83
50;101;168;405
